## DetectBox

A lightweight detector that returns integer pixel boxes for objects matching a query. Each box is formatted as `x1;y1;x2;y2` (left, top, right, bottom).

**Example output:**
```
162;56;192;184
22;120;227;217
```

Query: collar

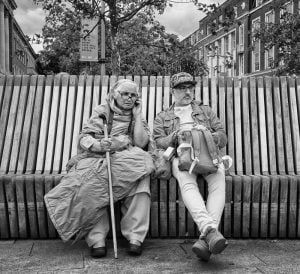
164;100;203;120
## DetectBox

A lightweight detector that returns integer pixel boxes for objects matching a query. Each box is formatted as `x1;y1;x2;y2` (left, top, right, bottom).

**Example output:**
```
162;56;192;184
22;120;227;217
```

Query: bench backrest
0;75;299;175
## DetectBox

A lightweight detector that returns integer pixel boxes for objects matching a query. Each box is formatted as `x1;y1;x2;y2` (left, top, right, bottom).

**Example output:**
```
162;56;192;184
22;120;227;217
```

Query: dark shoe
90;246;107;258
128;243;142;256
192;238;211;261
205;228;228;254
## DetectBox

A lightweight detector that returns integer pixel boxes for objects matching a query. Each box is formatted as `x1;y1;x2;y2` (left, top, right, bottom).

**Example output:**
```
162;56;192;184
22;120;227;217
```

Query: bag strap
201;129;222;166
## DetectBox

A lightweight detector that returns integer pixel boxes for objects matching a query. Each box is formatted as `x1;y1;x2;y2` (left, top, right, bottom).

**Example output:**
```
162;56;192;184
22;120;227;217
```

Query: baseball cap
171;72;197;88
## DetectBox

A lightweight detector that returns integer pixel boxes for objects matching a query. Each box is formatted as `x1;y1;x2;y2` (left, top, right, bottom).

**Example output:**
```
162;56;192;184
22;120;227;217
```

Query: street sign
80;17;99;62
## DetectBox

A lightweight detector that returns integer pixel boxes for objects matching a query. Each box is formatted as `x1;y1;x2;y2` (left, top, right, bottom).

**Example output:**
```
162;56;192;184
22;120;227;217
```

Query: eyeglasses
117;90;138;99
175;85;195;91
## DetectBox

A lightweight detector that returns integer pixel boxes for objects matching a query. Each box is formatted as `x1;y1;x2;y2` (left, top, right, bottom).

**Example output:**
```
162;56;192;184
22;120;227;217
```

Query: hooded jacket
44;103;154;242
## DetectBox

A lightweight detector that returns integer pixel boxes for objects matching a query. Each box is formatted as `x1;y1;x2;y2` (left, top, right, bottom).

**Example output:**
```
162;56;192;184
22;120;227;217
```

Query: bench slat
150;178;159;237
141;76;148;119
25;175;39;238
163;76;170;110
218;77;226;156
260;176;270;237
17;76;38;173
0;75;6;111
251;175;261;237
279;176;288;238
233;78;243;175
36;76;54;173
288;176;298;238
249;78;260;175
265;77;277;174
4;176;18;238
159;179;168;237
148;76;156;133
44;76;61;173
0;76;22;173
242;176;251;238
156;76;163;115
26;76;45;174
0;176;9;238
210;77;217;114
61;76;77;173
71;75;85;158
8;76;30;173
288;78;300;174
194;76;201;102
241;78;252;175
203;76;209;105
16;175;28;238
53;75;69;173
280;77;294;174
226;78;235;174
273;77;286;174
168;177;177;237
257;77;268;175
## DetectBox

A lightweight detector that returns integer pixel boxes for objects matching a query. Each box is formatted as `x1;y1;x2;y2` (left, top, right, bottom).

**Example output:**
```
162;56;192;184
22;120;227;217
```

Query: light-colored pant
172;158;225;236
86;192;150;248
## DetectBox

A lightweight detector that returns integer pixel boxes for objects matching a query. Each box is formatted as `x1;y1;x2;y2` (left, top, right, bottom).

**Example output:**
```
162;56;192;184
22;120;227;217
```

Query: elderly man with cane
153;72;231;262
44;79;154;258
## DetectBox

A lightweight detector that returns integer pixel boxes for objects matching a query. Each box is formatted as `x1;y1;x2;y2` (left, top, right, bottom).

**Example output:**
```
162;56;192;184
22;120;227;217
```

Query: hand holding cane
103;123;118;259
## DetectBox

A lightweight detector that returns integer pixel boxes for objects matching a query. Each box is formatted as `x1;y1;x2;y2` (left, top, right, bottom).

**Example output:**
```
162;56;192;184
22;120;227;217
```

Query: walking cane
103;123;118;259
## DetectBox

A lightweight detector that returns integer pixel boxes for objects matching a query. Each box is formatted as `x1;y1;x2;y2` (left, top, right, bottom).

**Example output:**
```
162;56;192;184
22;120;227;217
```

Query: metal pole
100;0;106;77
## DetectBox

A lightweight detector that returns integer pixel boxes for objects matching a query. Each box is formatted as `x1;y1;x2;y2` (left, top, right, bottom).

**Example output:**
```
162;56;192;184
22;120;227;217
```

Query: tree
33;0;215;74
254;5;300;75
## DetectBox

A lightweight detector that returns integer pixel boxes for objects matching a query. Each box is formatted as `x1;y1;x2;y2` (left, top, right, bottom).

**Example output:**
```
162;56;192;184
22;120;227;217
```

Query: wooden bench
0;75;299;239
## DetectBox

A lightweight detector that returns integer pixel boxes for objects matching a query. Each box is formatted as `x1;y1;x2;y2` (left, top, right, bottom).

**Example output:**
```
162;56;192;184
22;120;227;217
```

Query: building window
265;10;274;26
265;47;274;69
256;0;263;7
206;24;210;35
280;0;293;21
218;15;223;29
199;47;203;60
239;24;244;48
234;6;238;18
253;41;260;71
231;32;236;50
239;54;244;75
224;36;229;53
252;18;261;72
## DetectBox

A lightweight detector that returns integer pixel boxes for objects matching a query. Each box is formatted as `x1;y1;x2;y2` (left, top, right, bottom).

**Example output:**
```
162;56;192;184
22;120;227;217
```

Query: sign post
80;17;99;63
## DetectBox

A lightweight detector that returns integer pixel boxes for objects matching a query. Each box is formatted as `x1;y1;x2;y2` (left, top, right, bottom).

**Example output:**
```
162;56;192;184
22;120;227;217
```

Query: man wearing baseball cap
153;72;228;261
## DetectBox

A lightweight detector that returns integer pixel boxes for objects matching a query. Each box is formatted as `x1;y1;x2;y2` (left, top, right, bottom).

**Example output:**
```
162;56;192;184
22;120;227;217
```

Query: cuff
80;135;97;150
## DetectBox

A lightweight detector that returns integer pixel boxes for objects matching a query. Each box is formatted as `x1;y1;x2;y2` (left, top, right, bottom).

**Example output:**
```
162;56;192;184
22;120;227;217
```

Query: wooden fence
0;75;299;239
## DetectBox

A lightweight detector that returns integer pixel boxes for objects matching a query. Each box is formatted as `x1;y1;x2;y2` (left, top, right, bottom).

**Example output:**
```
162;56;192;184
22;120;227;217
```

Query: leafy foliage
33;0;209;75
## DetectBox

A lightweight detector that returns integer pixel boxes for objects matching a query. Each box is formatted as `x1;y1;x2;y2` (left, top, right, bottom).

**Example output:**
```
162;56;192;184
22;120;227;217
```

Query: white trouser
85;192;150;248
172;158;225;236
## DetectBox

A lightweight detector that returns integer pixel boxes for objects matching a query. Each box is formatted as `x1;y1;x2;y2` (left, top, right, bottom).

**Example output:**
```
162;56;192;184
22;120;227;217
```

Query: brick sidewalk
0;239;299;273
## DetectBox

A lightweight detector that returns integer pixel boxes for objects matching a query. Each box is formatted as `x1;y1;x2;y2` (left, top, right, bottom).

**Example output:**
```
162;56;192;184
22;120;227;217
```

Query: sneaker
205;228;228;254
128;243;143;256
90;246;107;258
192;238;211;261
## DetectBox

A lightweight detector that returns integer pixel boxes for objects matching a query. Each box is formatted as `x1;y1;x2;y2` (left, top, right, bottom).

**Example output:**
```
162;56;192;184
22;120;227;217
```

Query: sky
13;0;223;53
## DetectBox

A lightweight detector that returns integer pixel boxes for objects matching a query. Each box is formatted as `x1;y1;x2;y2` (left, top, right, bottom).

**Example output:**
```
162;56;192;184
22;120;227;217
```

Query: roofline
12;16;38;57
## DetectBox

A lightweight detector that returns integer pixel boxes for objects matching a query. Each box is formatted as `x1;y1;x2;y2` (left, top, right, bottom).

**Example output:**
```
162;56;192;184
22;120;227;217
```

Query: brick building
182;0;299;77
0;0;38;75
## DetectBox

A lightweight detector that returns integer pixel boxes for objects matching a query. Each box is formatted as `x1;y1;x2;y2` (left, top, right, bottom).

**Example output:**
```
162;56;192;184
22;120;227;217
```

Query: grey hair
110;79;138;95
